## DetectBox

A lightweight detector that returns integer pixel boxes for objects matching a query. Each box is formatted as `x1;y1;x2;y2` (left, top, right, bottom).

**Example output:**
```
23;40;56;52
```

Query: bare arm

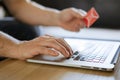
3;0;60;26
3;0;86;32
0;31;20;58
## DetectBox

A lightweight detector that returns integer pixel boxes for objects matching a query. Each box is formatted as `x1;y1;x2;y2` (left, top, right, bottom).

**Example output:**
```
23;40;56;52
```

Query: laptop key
74;55;80;60
80;56;86;61
73;51;79;55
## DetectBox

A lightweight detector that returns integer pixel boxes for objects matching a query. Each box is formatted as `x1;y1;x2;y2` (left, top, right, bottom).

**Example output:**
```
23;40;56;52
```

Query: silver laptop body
27;38;120;71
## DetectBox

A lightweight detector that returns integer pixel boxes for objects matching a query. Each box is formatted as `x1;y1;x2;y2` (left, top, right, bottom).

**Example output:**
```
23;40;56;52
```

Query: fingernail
66;51;71;58
54;51;60;56
66;57;70;59
50;51;59;56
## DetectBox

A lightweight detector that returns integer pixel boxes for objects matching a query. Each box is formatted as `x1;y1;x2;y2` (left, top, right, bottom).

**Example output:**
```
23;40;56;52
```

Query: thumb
70;8;87;19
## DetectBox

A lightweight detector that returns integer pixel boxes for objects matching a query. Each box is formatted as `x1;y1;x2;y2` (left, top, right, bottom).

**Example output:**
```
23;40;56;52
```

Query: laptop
27;8;120;71
27;37;120;71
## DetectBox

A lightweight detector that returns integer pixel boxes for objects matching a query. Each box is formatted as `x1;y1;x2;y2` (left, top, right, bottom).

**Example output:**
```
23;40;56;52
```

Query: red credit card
83;7;100;28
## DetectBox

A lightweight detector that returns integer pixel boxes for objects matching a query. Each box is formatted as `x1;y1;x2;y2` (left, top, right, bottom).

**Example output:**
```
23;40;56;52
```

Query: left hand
8;35;73;60
57;8;87;32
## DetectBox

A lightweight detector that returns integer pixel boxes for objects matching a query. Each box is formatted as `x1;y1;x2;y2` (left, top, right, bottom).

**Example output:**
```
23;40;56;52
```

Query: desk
0;28;120;80
0;58;120;80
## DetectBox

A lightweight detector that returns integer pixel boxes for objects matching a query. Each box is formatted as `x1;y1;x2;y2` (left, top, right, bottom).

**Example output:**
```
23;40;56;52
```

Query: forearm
0;31;20;57
3;0;60;26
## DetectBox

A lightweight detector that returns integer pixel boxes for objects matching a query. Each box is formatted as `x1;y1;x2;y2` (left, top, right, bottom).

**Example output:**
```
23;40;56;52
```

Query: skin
0;0;86;60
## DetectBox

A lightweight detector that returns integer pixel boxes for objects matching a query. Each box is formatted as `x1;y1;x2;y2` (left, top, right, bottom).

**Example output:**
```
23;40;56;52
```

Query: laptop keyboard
71;43;114;63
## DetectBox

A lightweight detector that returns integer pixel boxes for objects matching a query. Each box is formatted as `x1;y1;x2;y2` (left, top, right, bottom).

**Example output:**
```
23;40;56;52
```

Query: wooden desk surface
0;58;120;80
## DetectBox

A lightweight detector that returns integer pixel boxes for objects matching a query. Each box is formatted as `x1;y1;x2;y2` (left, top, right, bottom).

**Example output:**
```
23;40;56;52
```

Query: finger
73;19;86;29
78;9;87;17
56;38;73;56
79;19;86;28
37;47;59;56
39;37;70;57
69;8;87;19
45;35;73;56
69;8;84;18
71;19;84;31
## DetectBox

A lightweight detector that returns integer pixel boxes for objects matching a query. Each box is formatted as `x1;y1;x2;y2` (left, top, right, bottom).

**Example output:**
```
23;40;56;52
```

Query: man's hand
57;8;87;32
10;35;73;60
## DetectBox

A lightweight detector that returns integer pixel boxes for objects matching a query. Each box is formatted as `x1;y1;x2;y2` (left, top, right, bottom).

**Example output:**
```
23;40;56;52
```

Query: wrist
8;41;25;60
48;9;61;27
0;31;22;59
0;39;21;59
53;10;66;28
42;7;61;26
0;36;19;58
54;11;61;27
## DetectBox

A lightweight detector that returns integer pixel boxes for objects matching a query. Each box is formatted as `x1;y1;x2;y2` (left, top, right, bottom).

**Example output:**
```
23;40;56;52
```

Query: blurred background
0;0;120;29
33;0;120;29
0;0;120;40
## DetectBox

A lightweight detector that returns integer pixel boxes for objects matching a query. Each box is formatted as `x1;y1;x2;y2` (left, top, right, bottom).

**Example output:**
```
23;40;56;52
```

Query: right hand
9;35;73;60
57;8;87;32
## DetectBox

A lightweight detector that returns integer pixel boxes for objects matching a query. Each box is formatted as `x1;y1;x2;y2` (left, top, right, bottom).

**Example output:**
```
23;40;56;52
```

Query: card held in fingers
83;7;100;28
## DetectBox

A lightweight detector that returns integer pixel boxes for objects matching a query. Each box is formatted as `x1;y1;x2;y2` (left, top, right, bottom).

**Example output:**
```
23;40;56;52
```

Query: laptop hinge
111;46;120;64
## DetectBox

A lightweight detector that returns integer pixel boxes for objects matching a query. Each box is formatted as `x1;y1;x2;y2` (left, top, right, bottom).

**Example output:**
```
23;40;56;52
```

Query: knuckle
69;7;75;10
56;45;63;51
56;37;62;41
69;7;77;12
63;7;75;12
36;36;44;41
50;38;57;43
